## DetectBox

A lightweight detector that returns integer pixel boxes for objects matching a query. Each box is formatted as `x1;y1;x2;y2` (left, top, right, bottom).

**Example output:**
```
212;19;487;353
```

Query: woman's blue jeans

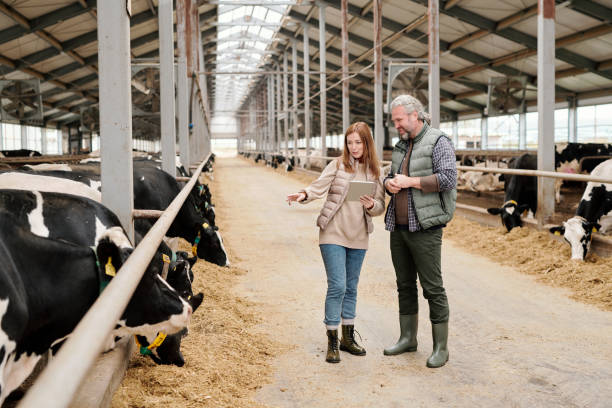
319;244;367;327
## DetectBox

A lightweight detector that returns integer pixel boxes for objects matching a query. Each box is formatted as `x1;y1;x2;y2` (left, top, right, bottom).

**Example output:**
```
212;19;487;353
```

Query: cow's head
166;253;197;299
96;237;193;338
134;293;203;367
549;216;598;260
487;200;530;232
191;221;229;267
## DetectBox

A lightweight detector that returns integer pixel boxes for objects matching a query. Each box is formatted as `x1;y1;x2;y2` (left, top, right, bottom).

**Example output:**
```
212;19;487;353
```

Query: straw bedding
445;216;612;311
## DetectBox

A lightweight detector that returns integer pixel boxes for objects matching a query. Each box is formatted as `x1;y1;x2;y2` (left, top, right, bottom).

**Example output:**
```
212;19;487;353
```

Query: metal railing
241;150;612;184
18;154;212;408
456;165;612;184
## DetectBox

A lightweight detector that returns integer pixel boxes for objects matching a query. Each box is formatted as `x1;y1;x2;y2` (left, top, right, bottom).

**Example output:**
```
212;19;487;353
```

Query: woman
286;122;385;364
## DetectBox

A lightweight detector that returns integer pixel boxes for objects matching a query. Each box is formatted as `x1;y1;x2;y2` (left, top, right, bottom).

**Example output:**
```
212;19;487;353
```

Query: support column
568;96;577;143
428;0;440;128
292;39;298;158
276;65;282;153
97;0;134;241
373;0;384;158
481;116;488;149
519;112;527;149
269;74;274;153
41;127;47;154
452;120;458;147
177;57;190;171
159;0;176;176
537;0;556;227
319;3;327;156
21;125;27;149
341;0;350;131
303;23;311;169
283;51;289;156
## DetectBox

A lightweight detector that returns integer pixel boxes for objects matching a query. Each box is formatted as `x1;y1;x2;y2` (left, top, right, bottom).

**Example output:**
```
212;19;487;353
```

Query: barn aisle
214;156;612;407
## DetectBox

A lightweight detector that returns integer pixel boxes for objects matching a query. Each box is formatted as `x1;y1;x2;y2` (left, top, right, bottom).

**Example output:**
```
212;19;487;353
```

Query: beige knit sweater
300;158;385;249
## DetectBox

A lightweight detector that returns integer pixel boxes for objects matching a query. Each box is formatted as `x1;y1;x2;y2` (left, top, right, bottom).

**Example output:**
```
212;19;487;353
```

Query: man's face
391;106;419;139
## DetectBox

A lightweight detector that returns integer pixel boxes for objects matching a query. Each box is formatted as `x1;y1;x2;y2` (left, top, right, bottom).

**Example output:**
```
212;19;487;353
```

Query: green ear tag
105;257;116;277
140;346;153;356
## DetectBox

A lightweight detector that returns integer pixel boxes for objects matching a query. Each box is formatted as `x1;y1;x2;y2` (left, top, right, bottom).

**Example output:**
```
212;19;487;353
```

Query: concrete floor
215;156;612;408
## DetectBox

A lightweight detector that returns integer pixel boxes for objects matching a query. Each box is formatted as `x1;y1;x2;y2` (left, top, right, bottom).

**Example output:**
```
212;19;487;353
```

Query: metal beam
0;0;96;47
373;0;383;157
341;0;350;131
159;0;176;177
429;0;440;128
319;3;327;155
537;0;556;227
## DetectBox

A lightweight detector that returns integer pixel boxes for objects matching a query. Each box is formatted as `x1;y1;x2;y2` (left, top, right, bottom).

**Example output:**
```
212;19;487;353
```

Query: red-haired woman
286;122;385;364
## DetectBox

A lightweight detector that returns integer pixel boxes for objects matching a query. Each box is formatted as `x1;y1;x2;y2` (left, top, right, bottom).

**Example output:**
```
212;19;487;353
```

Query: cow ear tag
554;231;561;236
162;254;171;264
592;227;598;233
202;223;209;229
105;257;116;277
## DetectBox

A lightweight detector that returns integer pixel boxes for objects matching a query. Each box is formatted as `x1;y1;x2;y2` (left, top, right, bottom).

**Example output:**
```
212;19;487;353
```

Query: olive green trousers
390;229;449;324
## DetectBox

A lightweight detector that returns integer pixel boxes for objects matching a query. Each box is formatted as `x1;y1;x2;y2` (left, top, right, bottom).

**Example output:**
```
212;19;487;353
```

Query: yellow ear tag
105;257;116;277
149;332;167;349
162;254;170;264
592;227;598;233
202;223;209;229
554;231;561;236
192;245;198;257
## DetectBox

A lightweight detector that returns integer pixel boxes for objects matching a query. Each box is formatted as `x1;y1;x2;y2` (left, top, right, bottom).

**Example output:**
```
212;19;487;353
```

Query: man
382;94;457;368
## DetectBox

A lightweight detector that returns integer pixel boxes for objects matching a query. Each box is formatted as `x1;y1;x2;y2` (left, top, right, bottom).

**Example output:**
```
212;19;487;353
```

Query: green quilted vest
390;123;456;230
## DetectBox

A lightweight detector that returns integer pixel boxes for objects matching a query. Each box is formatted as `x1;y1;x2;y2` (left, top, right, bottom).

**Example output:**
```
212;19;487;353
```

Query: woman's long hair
340;121;380;179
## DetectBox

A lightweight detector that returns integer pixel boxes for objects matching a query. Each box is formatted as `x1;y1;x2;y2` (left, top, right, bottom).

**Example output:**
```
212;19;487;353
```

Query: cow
132;163;228;266
1;166;227;266
0;214;193;405
0;149;41;158
0;189;204;367
487;153;537;232
555;143;612;203
549;159;612;260
135;292;204;367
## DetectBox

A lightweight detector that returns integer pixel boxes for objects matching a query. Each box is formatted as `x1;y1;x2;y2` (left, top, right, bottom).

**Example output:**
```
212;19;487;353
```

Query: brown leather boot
340;325;366;356
326;329;340;363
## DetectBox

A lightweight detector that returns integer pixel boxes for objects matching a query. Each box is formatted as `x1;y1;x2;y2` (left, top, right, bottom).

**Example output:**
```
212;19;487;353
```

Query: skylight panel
260;27;274;39
253;6;267;21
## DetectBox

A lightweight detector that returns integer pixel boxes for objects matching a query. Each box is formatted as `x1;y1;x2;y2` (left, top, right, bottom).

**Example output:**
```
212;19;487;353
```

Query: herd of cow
244;143;612;261
0;151;228;405
481;143;612;261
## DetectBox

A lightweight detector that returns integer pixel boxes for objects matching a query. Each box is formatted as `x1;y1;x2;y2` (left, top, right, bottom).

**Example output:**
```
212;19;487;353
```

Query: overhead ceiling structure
213;2;288;115
0;0;611;138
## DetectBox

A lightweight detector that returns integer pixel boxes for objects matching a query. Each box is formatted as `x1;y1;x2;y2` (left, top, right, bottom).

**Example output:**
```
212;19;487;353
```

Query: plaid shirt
384;135;457;232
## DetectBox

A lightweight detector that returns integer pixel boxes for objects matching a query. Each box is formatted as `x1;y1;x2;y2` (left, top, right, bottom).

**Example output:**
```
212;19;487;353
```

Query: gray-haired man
382;94;457;368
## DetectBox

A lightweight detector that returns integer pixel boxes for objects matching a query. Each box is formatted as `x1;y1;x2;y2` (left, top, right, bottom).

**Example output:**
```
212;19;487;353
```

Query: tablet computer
346;181;376;201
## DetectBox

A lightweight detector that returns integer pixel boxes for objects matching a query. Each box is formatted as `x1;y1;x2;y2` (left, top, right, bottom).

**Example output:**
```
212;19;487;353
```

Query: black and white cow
555;143;612;202
487;153;537;232
0;189;203;366
1;166;228;266
0;149;41;158
0;213;193;405
132;163;228;266
549;159;612;260
135;292;204;367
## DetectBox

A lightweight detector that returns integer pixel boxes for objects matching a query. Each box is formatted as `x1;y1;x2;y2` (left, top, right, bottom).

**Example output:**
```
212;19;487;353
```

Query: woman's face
346;132;364;160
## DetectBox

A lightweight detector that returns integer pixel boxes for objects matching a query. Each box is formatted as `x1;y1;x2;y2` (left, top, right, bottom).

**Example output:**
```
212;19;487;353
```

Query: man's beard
399;127;411;140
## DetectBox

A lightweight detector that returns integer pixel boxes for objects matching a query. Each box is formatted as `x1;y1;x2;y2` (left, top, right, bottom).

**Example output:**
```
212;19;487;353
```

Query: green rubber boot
326;329;341;363
426;322;449;368
383;314;418;356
